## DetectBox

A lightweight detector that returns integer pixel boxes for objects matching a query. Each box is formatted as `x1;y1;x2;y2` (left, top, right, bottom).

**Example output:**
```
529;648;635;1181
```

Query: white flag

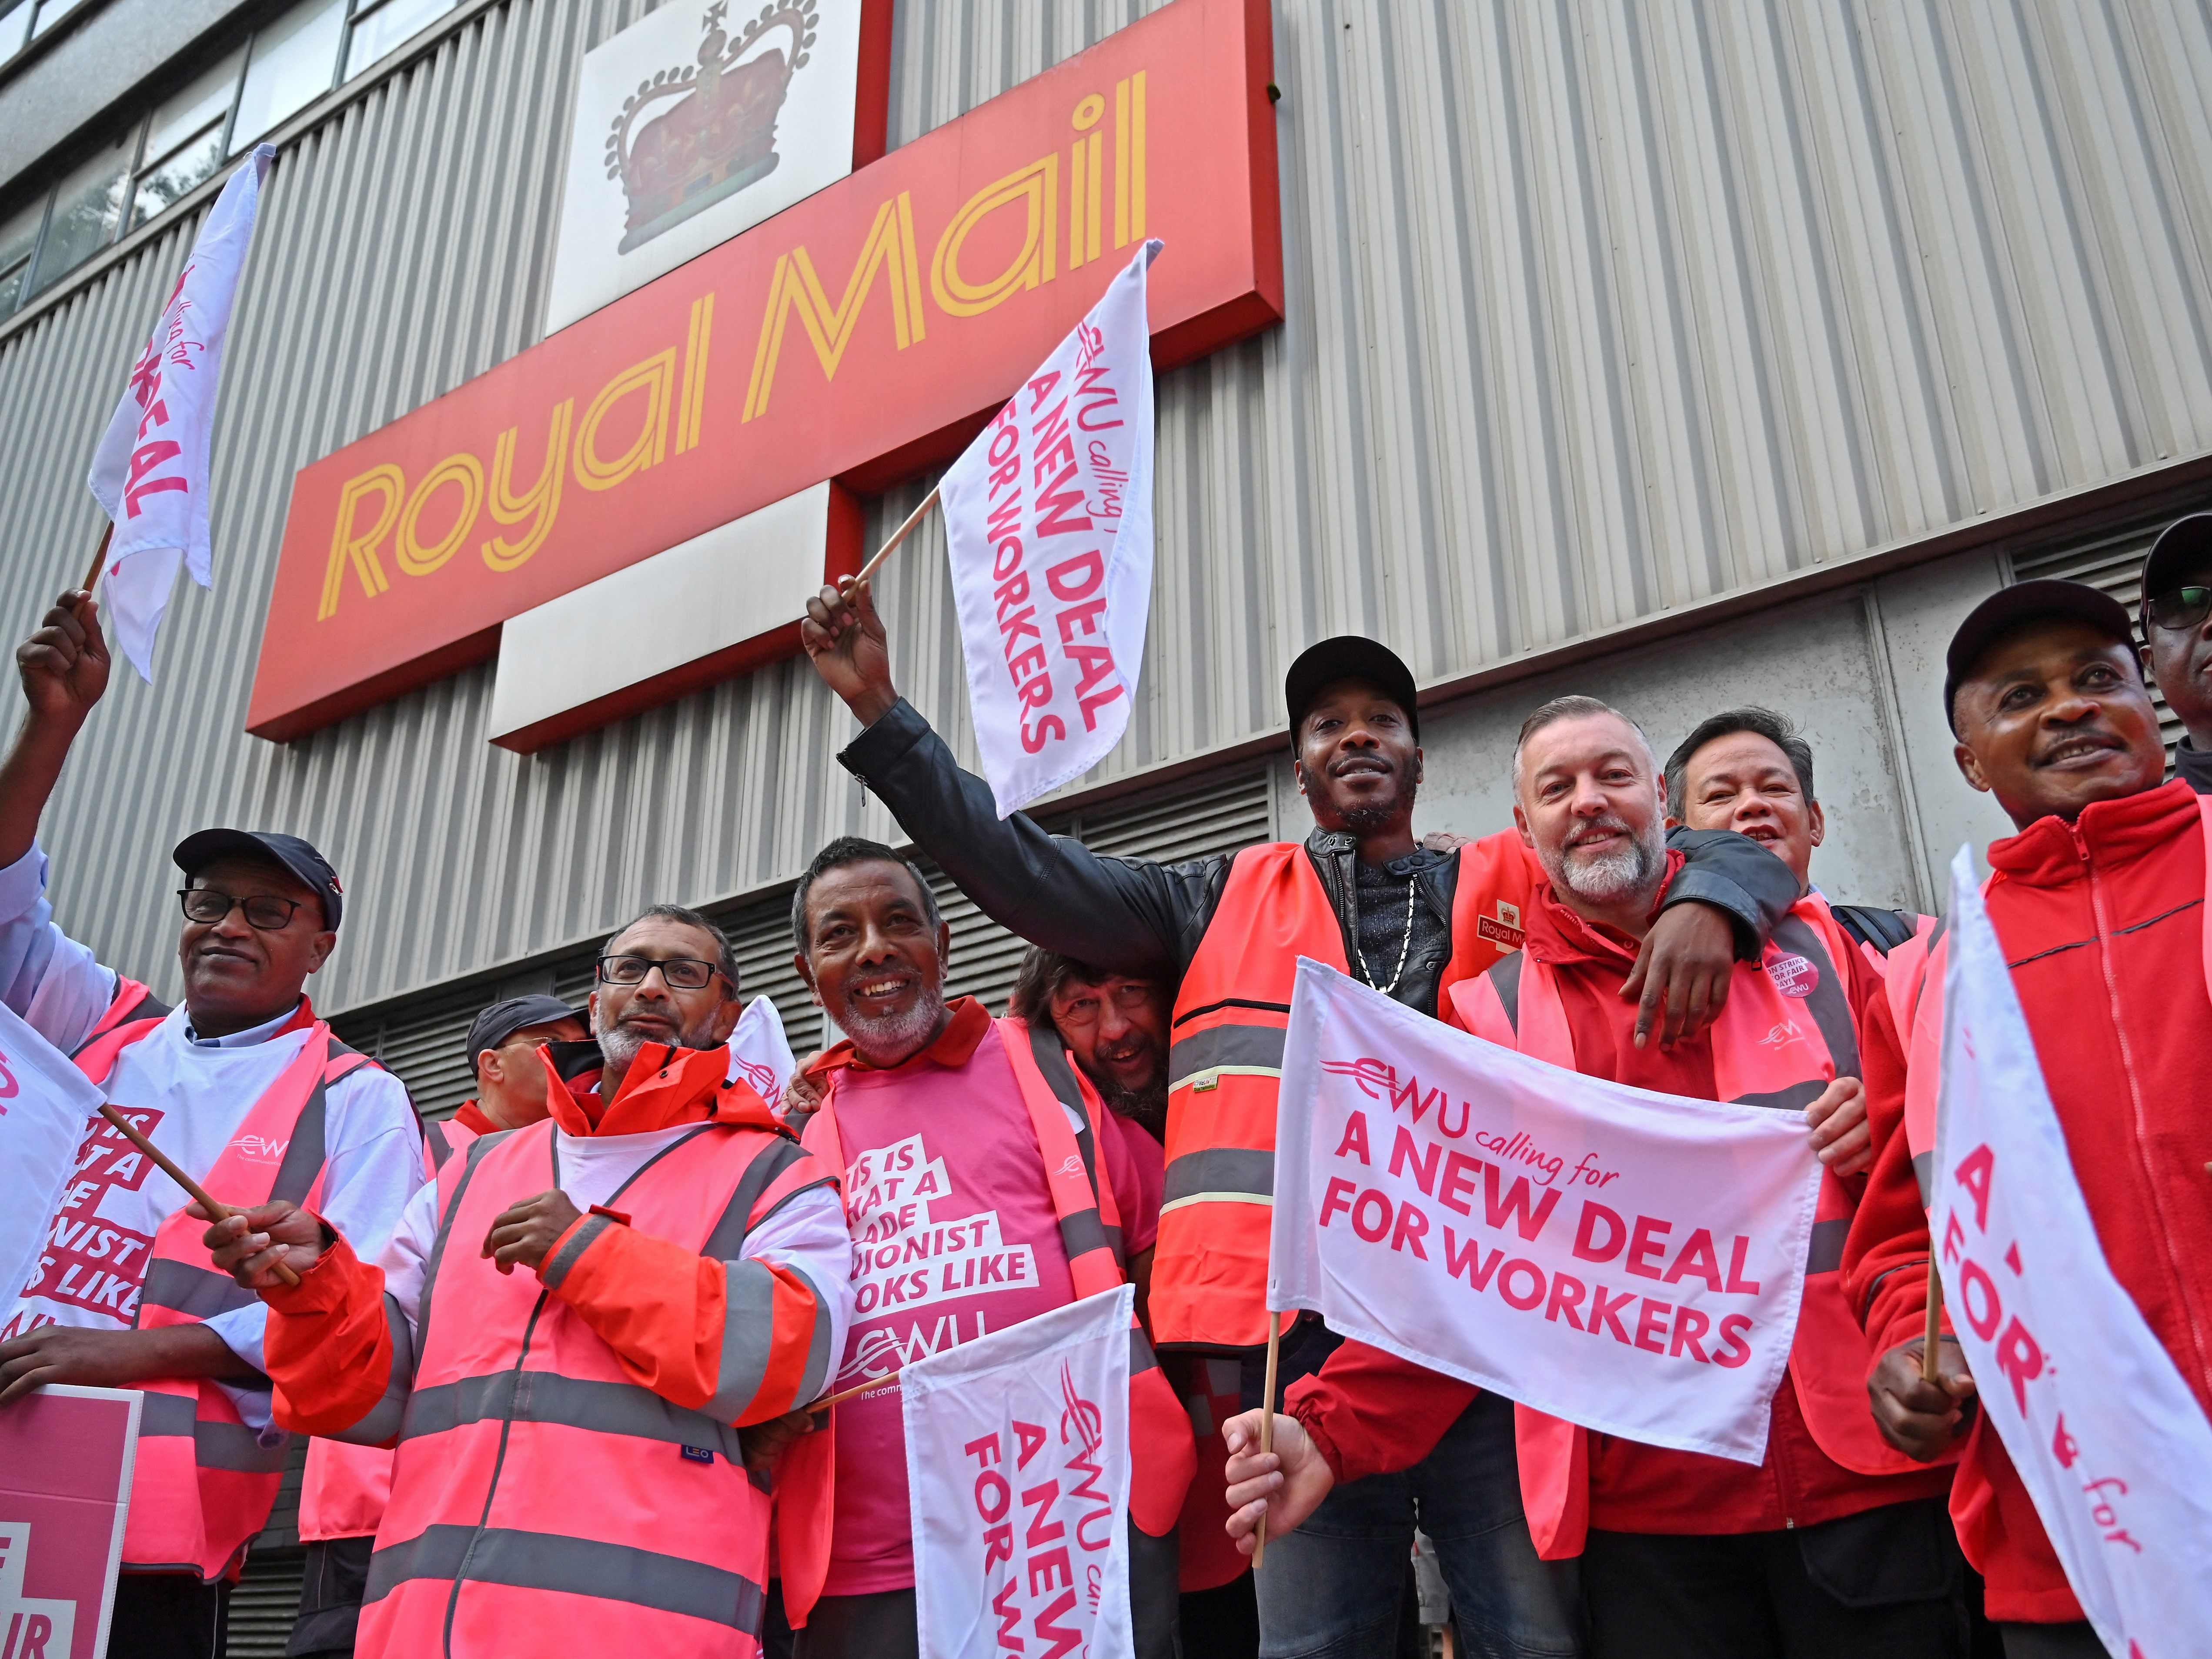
1271;959;1820;1465
1931;846;2212;1656
906;1285;1134;1659
726;994;796;1111
0;1000;104;1327
86;145;274;681
940;243;1160;817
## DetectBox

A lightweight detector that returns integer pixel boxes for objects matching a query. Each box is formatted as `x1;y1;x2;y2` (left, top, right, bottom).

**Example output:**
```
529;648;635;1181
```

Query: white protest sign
939;242;1160;817
1270;959;1820;1465
727;994;796;1111
1931;846;2212;1657
0;999;104;1326
86;145;274;681
906;1285;1133;1659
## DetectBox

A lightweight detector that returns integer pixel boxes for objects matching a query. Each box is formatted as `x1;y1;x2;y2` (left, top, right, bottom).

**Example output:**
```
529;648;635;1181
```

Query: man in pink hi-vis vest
0;592;422;1659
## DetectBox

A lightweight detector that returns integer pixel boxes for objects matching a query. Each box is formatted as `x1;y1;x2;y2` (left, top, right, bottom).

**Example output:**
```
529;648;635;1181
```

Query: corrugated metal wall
3;0;2209;1015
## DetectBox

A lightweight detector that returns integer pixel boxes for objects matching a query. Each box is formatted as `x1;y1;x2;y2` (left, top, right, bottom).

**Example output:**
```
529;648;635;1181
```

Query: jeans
1252;1389;1584;1659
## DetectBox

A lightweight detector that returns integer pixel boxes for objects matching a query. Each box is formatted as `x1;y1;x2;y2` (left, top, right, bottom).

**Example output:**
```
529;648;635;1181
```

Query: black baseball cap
173;829;345;930
1942;579;2137;734
1284;636;1420;751
2138;513;2212;633
464;995;581;1066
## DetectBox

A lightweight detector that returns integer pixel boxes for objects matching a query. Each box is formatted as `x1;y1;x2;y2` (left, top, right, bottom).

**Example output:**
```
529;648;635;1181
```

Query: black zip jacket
838;699;1799;1020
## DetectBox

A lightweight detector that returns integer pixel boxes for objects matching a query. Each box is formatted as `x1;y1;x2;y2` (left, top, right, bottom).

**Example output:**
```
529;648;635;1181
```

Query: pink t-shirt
815;1021;1150;1596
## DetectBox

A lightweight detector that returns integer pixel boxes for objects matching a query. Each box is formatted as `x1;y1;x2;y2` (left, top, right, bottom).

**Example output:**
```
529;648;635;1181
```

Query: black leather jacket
838;699;1798;1018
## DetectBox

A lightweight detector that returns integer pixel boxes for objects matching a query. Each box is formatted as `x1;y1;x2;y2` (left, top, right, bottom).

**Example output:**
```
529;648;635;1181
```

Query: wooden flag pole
96;1103;300;1287
81;521;114;596
814;1370;899;1411
852;487;941;587
1920;1254;1945;1383
1253;1308;1284;1569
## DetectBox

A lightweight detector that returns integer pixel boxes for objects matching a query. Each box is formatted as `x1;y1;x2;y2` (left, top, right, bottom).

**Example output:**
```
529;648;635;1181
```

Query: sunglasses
2146;586;2212;633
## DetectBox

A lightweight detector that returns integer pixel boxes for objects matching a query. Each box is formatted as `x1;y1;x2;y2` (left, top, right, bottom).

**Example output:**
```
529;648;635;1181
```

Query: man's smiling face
1673;730;1822;890
795;858;951;1069
1952;618;2168;829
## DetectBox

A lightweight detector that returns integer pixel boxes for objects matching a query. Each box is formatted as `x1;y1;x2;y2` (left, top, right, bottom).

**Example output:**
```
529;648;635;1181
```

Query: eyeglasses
2146;586;2212;633
178;889;305;931
595;954;727;991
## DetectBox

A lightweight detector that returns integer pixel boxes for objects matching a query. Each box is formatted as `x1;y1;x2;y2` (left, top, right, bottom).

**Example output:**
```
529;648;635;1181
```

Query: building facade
3;0;2210;1644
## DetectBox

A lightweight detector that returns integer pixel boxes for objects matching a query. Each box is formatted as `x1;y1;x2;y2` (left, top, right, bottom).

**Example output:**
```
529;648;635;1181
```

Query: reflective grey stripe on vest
400;1370;744;1462
1168;1025;1285;1092
539;1214;612;1290
423;1121;455;1170
1732;916;1858;1112
366;1523;764;1633
1807;1217;1851;1276
1912;1151;1935;1208
699;1136;820;1262
707;1259;833;1423
1486;951;1524;1035
139;1258;258;1322
137;1388;290;1473
334;1294;419;1447
1128;1325;1161;1379
1160;1146;1274;1215
1022;1024;1125;1267
269;1068;332;1207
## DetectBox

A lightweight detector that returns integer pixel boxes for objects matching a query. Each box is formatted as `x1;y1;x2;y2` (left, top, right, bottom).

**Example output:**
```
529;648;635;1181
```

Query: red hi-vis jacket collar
538;1038;781;1137
803;995;993;1082
1520;849;1687;969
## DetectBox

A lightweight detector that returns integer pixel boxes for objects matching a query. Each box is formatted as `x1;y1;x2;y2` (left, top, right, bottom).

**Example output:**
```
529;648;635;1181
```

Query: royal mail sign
248;0;1281;744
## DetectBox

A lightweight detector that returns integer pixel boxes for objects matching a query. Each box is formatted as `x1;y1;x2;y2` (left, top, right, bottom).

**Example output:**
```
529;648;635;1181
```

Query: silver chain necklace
1356;875;1418;995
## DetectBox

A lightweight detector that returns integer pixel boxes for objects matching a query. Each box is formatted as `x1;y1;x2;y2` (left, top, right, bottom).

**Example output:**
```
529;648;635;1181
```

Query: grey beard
1544;820;1666;908
839;993;947;1068
1096;1077;1168;1142
598;1018;707;1077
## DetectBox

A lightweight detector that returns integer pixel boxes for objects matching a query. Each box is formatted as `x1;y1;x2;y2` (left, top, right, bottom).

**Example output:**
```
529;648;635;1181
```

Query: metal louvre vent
226;1546;307;1659
2009;522;2185;758
332;764;1273;1109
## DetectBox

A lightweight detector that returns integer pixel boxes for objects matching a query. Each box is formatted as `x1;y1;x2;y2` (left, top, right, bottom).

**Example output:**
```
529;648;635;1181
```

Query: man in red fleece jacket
1223;695;1967;1659
1845;579;2212;1659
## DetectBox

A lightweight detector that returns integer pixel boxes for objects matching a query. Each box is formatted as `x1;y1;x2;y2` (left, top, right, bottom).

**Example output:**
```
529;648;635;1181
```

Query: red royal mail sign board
248;0;1282;741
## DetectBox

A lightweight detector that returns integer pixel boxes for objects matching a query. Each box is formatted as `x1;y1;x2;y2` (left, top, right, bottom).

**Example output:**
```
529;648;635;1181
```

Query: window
0;193;43;314
0;0;461;321
131;48;245;230
344;0;452;80
229;0;346;155
29;129;130;295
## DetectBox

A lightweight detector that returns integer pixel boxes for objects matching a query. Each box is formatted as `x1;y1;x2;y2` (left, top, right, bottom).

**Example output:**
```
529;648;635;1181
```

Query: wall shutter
334;761;1270;1107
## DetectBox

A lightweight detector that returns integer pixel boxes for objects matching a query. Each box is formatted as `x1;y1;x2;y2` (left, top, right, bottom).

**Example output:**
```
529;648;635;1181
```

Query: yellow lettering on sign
575;350;675;491
930;157;1059;319
317;464;403;620
396;454;485;577
677;294;713;454
482;400;572;574
743;194;926;422
1070;95;1104;270
1113;72;1147;248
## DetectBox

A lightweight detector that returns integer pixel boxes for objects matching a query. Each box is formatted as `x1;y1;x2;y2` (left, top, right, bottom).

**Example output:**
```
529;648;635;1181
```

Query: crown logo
605;1;819;255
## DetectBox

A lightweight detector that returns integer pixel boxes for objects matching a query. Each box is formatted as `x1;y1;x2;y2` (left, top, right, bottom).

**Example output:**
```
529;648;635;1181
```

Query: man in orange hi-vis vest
198;904;855;1659
1221;696;1953;1659
0;591;422;1659
802;577;1799;1657
291;995;586;1659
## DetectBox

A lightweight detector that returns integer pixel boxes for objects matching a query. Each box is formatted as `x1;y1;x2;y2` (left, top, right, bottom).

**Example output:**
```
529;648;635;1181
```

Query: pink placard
0;1386;141;1659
